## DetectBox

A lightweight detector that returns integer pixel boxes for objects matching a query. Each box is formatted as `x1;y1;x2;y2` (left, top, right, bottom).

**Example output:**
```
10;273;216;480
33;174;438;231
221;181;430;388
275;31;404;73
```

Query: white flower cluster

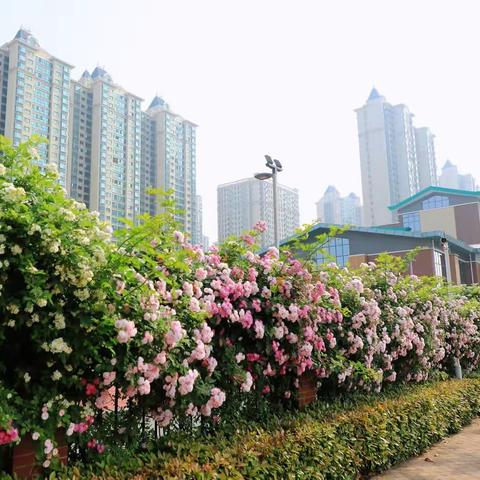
46;337;73;355
2;183;26;202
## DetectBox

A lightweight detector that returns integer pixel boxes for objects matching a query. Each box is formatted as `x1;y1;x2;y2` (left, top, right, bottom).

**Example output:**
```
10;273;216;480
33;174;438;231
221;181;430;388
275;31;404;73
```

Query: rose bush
1;136;480;475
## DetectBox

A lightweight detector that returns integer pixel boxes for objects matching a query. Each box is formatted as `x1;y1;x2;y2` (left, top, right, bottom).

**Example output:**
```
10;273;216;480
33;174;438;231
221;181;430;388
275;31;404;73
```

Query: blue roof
324;185;339;195
388;185;480;211
280;222;480;254
443;159;455;169
149;96;166;109
91;67;112;82
367;87;381;101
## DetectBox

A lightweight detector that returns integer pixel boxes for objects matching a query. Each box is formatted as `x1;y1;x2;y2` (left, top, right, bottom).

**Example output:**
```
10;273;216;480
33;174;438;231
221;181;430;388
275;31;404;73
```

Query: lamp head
254;172;273;181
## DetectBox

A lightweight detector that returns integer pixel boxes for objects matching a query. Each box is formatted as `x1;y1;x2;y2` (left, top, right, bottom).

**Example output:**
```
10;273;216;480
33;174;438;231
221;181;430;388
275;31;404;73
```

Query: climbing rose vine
1;137;480;472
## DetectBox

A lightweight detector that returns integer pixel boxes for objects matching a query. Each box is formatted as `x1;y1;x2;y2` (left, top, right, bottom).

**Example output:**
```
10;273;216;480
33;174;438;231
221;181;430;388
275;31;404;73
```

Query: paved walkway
375;419;480;480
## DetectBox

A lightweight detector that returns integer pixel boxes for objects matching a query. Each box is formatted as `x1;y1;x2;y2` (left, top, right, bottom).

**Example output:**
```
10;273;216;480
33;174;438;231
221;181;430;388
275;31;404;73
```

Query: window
315;237;350;267
434;251;444;277
403;212;421;231
423;195;449;210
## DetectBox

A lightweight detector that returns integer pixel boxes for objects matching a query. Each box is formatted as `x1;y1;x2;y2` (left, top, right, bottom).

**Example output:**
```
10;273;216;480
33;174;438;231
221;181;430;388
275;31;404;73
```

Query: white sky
3;0;480;241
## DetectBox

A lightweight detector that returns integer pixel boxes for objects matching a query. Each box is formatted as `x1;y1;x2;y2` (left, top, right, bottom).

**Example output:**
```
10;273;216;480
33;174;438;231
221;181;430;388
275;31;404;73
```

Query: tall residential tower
0;29;72;187
217;177;299;249
0;29;204;241
439;160;477;191
414;127;438;189
356;88;437;226
68;67;143;229
144;96;200;243
316;186;362;225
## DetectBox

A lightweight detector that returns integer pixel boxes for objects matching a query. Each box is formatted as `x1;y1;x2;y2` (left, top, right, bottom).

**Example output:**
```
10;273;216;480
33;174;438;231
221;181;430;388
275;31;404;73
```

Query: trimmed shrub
56;379;480;479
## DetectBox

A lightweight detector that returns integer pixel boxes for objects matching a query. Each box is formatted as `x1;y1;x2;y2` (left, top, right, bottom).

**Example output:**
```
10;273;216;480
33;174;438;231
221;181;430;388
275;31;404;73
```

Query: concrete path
375;418;480;480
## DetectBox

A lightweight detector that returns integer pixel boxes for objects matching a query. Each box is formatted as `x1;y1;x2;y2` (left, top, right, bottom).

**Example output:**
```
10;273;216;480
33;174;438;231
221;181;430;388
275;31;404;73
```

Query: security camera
440;237;447;244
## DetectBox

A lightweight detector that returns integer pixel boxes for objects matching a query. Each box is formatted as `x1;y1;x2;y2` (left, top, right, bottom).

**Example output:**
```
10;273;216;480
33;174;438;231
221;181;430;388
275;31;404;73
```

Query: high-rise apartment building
217;177;299;249
0;48;9;135
68;71;93;207
68;67;143;230
144;96;199;243
414;127;438;189
316;185;341;224
356;88;436;226
439;160;477;191
0;29;72;187
316;186;362;225
0;29;204;241
341;192;362;225
194;195;207;248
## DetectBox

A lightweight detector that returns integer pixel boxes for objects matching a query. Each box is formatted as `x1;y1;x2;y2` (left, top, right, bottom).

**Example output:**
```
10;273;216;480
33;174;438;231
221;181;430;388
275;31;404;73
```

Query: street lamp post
254;155;283;248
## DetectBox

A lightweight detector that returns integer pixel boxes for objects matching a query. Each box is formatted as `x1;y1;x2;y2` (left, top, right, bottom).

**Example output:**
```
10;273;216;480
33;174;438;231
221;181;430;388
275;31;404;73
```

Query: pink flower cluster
97;225;480;437
115;319;137;343
0;426;18;445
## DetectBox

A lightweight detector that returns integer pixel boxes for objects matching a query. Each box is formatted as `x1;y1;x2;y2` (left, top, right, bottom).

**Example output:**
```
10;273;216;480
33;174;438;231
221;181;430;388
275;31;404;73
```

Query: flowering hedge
1;137;480;474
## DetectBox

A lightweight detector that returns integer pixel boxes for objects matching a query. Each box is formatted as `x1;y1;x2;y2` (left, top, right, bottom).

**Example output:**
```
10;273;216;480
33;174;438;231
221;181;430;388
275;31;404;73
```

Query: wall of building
218;178;299;248
454;203;480;246
419;207;457;238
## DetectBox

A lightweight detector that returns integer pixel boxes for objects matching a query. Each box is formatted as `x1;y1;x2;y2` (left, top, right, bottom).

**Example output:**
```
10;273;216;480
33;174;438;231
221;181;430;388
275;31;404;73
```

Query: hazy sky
3;0;480;241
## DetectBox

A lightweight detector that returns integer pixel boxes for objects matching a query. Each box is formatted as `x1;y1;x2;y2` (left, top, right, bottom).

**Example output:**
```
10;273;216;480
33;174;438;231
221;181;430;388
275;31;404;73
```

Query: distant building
316;186;341;224
0;29;203;240
316;186;362;225
0;29;73;187
414;127;438;189
201;235;210;250
356;89;437;226
389;185;480;247
290;186;480;284
68;67;143;230
439;160;476;191
144;97;199;243
296;223;479;285
217;177;299;249
194;195;208;248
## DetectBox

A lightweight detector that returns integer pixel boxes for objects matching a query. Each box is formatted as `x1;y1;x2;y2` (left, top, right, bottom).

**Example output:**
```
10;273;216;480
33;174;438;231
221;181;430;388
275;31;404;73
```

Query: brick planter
298;371;317;408
1;430;68;479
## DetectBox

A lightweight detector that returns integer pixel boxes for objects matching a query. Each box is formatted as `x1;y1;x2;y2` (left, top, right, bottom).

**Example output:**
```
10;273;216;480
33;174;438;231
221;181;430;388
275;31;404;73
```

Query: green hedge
57;379;480;479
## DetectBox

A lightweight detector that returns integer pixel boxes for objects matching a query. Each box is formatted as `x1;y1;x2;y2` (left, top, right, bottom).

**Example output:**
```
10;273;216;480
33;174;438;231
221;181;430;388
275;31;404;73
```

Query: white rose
45;163;58;174
11;244;22;255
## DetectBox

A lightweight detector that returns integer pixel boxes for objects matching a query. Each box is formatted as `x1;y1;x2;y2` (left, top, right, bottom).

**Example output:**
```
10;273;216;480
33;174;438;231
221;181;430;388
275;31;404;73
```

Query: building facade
144;96;199;243
0;29;72;187
301;223;480;285
439;160;477;191
0;29;203;242
316;186;362;225
217;177;299;249
414;127;438;189
389;185;480;247
68;67;143;230
290;186;480;285
356;89;437;226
